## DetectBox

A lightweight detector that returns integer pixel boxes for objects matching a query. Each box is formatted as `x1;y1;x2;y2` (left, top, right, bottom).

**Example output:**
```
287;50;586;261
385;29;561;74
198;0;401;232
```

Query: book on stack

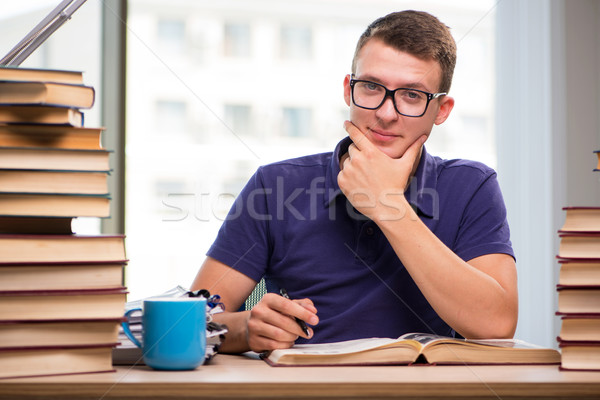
556;202;600;371
0;66;127;379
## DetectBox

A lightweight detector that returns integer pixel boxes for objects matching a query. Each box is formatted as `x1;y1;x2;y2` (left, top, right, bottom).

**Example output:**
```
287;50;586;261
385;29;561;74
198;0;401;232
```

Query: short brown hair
351;10;457;94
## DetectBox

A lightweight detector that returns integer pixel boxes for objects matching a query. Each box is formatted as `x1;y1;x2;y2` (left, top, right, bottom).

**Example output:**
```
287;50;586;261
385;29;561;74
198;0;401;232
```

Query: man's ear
343;74;352;107
434;95;454;125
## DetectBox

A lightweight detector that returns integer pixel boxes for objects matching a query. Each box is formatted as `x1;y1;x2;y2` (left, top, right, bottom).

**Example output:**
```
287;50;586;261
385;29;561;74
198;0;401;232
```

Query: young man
191;10;518;353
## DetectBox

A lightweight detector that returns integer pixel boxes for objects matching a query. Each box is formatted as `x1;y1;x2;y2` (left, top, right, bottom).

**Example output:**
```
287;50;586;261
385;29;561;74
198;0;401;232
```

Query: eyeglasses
349;75;446;118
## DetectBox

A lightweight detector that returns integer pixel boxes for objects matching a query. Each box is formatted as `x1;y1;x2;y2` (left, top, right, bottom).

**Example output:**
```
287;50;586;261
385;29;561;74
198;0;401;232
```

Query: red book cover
0;343;117;379
0;288;127;320
557;338;600;371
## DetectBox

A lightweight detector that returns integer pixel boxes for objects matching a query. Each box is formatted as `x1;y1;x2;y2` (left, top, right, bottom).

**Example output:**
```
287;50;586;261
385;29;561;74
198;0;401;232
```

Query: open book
263;333;561;366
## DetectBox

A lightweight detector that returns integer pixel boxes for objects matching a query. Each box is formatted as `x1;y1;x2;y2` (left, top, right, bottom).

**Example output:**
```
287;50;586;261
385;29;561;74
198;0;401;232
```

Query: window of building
155;100;187;133
282;107;312;137
224;104;252;136
157;18;186;53
280;25;312;60
224;22;250;58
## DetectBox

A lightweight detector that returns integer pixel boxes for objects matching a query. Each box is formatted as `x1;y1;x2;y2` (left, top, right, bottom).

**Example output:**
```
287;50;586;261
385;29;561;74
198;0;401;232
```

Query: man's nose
375;95;399;120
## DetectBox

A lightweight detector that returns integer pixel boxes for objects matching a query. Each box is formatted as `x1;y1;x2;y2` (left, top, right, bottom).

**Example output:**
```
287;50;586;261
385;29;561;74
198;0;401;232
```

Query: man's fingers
262;292;319;326
344;120;371;151
256;293;319;328
246;315;298;352
279;298;319;326
401;135;427;164
248;298;303;342
347;143;357;161
248;335;296;352
247;312;298;342
296;298;318;315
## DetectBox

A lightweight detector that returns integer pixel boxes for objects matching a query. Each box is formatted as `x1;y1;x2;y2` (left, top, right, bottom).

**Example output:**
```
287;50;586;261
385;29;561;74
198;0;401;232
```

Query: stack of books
555;159;600;371
0;66;127;379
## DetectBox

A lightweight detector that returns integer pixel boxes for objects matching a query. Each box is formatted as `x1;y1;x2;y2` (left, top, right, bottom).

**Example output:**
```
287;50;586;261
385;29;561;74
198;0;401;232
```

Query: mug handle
122;308;143;348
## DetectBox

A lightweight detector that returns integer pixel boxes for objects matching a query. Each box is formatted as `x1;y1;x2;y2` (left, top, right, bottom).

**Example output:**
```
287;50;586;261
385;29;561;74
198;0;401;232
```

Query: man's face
343;39;454;159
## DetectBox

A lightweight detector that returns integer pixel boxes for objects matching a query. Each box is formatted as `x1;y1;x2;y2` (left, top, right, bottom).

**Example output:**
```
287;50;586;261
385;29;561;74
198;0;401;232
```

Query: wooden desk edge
2;381;600;400
1;355;600;400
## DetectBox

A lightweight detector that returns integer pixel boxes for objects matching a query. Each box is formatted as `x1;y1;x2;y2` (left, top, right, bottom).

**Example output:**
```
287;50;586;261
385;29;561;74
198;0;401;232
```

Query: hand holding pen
245;289;318;352
279;288;310;336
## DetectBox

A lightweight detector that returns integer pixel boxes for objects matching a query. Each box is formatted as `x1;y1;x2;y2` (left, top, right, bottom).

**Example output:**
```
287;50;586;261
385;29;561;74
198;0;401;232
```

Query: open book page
276;337;404;355
399;332;547;350
264;337;422;366
399;333;560;364
464;338;552;350
398;332;450;345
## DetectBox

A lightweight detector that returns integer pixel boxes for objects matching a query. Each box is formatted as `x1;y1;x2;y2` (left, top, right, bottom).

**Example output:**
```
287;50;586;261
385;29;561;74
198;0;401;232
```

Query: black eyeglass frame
349;76;447;118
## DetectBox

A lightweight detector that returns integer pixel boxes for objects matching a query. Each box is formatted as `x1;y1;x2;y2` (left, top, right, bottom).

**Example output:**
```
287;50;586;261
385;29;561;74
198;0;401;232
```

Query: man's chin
375;144;405;159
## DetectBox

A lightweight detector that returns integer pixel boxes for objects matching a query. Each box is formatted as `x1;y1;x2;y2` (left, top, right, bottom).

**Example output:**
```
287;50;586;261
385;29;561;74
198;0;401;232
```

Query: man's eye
364;82;380;91
400;90;424;101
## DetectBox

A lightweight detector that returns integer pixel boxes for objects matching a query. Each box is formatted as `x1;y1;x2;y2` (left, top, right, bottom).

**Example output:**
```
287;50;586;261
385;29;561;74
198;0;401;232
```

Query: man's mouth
368;128;400;142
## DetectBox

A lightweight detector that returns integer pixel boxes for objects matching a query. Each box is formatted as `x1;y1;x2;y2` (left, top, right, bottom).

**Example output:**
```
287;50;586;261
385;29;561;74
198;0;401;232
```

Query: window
224;22;250;58
125;0;498;300
157;18;186;53
155;100;187;133
282;107;312;137
280;25;312;60
224;104;252;136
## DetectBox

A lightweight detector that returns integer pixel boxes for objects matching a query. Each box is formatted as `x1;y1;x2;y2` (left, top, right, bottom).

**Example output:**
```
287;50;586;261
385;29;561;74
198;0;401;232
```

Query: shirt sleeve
453;171;515;262
206;167;272;282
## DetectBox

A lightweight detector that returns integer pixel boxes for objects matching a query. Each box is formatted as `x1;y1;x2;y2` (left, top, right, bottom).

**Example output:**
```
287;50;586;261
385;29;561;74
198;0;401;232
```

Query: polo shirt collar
324;136;350;206
407;145;436;218
325;136;437;218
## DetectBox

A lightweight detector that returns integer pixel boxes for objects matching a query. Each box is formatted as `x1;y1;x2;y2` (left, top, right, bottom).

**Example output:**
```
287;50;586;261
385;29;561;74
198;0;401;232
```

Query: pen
279;288;310;337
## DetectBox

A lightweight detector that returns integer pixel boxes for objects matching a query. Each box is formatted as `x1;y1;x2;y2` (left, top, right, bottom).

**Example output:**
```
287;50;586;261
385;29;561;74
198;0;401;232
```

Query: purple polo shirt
207;137;514;343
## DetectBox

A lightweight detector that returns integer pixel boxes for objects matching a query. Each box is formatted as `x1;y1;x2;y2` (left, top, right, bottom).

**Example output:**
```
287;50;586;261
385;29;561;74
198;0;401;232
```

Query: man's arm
190;257;318;353
338;121;518;339
377;218;517;338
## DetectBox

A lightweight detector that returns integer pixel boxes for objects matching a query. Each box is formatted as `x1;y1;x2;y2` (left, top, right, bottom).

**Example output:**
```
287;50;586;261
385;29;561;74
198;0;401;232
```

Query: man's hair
352;10;457;94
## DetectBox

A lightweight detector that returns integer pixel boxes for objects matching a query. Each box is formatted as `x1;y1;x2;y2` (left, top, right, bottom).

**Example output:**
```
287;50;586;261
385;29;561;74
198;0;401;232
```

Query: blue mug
122;297;206;370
